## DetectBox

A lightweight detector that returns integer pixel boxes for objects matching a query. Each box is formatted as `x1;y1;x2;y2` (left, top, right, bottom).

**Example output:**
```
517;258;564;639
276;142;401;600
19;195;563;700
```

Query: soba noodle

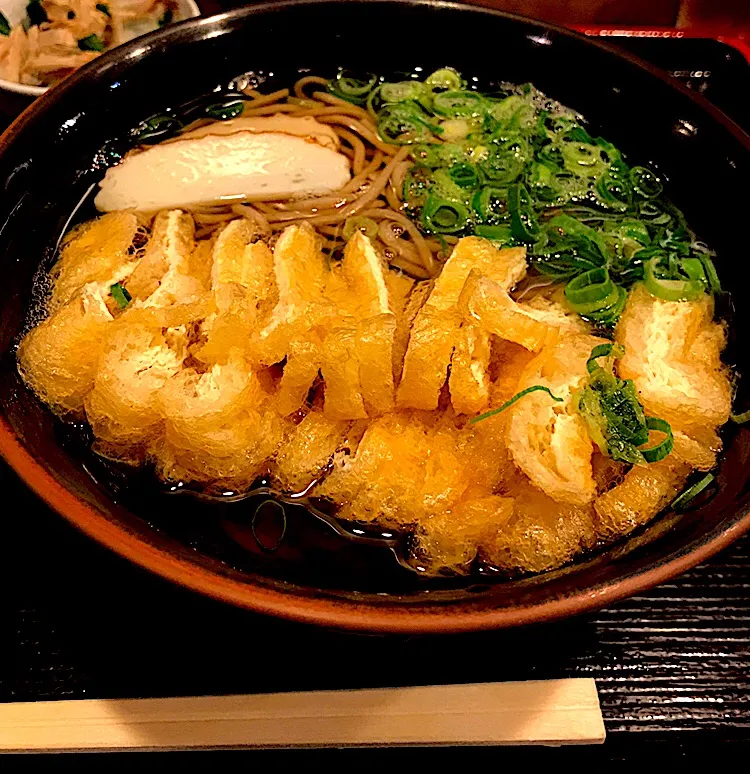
189;76;443;277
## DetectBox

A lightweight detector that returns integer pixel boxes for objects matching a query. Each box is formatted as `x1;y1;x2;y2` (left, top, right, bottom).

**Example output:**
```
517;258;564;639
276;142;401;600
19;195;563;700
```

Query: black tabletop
1;11;748;762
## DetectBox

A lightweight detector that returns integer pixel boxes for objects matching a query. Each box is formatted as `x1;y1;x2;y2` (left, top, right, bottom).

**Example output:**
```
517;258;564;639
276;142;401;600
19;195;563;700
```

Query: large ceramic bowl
1;0;749;633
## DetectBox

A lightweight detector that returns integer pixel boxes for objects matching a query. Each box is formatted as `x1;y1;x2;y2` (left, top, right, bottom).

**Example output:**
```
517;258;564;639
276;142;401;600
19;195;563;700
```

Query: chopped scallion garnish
671;473;715;511
110;282;131;309
328;68;720;324
469;385;563;425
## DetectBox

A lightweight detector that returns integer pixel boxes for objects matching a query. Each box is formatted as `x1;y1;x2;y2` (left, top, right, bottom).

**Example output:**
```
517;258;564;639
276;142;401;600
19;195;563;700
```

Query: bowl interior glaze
1;0;749;633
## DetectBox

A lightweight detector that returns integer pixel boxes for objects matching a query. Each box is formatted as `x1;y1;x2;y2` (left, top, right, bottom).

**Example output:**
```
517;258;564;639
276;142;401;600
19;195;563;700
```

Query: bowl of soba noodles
0;0;748;633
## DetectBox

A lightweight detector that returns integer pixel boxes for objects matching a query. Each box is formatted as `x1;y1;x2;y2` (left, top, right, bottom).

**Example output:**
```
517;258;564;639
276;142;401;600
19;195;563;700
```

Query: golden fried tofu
126;210;201;307
321;233;396;418
395;306;461;410
397;238;527;411
197;220;277;365
461;341;537;492
414;495;514;575
155;356;285;492
460;270;577;353
271;410;352;494
385;270;415;317
593;431;718;540
357;313;398;415
258;222;328;364
507;334;605;505
17;284;113;416
448;323;492;415
320;326;368;421
319;413;469;529
392;279;433;383
211;218;257;287
428;239;527;312
50;212;140;309
84;322;186;461
275;337;322;416
616;284;731;435
483;481;597;574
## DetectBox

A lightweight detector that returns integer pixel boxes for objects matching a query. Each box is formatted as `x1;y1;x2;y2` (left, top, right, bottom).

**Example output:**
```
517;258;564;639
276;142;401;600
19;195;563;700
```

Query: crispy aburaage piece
396;238;527;413
17;212;733;575
593;285;730;538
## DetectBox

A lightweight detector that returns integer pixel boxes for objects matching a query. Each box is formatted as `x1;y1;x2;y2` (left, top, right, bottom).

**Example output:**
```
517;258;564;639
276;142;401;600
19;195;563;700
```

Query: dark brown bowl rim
2;0;750;634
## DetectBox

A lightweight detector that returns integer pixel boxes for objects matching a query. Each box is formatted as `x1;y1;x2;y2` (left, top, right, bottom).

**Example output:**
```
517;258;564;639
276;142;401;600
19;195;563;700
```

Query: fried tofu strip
17;284;113;416
507;333;606;505
397;238;527;412
50;212;140;309
616;284;731;437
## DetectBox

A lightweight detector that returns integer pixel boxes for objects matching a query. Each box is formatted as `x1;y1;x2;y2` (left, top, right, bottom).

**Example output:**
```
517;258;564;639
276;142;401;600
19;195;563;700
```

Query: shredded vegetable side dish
0;0;179;87
16;69;741;576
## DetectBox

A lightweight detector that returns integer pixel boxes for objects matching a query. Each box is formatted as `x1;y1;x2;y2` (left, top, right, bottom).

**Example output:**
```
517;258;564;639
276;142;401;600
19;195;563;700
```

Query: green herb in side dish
78;34;105;52
329;68;720;324
469;385;563;424
575;343;673;464
110;282;132;309
96;3;111;17
26;1;48;26
731;409;750;424
0;12;10;35
158;8;173;26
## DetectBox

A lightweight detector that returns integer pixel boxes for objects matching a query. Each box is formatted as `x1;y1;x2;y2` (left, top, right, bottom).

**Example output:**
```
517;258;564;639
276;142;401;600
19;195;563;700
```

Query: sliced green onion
698;253;721;294
631;166;663;199
78;34;105;52
251;499;287;553
671;473;715;511
469;385;563;424
447;162;480;189
585;342;624;374
480;143;525;185
471;186;508;222
329;71;378;105
644;255;705;301
377;103;438;144
565;267;613;306
110;282;132;309
343;216;378;241
432;90;486;118
205;100;245;120
508;183;538;243
425;68;464;92
421;195;469;234
439;118;471;142
0;12;10;34
381;81;425;103
640;417;674;462
475;224;513;243
730;410;750;424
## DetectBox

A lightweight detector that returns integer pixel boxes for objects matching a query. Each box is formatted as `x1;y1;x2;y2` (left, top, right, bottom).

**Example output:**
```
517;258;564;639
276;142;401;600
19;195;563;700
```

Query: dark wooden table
0;5;748;762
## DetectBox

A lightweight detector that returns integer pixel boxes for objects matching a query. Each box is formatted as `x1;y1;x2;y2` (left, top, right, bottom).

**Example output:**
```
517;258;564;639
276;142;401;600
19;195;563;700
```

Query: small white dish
0;0;200;97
